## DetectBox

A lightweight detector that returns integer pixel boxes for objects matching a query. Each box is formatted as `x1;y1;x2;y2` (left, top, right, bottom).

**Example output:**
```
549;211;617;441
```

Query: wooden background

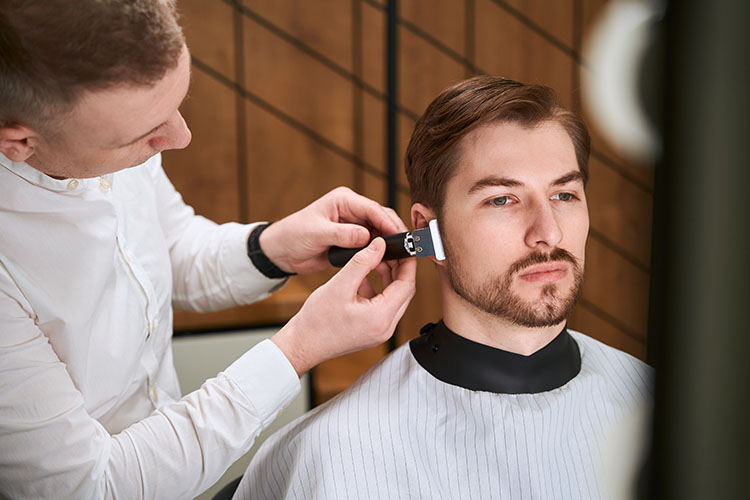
163;0;653;404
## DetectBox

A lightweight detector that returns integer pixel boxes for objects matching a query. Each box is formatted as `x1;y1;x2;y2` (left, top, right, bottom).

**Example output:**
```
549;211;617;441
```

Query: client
235;76;653;499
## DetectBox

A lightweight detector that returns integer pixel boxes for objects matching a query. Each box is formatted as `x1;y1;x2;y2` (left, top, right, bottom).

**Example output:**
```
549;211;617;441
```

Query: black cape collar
409;320;581;394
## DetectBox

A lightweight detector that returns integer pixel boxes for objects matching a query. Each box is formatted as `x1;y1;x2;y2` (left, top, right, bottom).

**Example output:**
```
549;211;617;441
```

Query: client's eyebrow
552;170;584;186
467;175;523;194
468;170;583;195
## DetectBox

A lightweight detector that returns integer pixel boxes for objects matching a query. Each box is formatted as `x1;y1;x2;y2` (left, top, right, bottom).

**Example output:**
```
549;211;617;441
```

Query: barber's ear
0;124;36;162
410;203;435;230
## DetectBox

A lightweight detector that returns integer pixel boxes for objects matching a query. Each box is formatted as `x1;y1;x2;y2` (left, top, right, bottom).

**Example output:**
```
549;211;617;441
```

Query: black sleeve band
247;223;296;279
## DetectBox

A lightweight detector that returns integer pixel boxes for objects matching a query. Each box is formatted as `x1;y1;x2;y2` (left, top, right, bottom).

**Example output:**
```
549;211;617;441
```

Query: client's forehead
449;121;580;195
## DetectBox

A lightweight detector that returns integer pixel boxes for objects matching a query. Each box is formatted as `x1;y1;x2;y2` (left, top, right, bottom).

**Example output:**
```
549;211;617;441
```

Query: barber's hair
405;76;590;213
0;0;185;131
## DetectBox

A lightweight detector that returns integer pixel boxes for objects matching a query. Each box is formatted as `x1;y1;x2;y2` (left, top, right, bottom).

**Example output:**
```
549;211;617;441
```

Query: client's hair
405;76;590;214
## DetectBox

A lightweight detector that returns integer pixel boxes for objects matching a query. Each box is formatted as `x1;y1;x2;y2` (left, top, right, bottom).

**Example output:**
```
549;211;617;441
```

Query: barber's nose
166;111;192;150
149;112;192;152
524;200;563;249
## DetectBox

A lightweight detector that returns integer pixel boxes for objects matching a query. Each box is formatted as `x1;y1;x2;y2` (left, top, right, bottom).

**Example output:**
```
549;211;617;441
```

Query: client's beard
444;245;584;328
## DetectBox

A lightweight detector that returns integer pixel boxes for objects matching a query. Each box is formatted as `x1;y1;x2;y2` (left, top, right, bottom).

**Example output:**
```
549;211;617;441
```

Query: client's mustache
508;248;580;276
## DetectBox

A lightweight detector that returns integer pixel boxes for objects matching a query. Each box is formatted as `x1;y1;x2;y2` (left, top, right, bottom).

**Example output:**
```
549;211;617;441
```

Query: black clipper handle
328;232;410;267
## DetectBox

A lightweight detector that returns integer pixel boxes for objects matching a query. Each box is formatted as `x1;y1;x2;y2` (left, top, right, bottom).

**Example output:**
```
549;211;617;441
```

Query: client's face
439;121;589;328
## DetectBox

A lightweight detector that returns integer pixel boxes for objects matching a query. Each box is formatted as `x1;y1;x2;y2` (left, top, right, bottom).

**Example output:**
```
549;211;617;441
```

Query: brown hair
405;76;590;214
0;0;185;131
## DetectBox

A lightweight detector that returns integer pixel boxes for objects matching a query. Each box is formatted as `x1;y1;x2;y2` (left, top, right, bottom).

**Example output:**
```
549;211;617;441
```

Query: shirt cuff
223;339;300;428
220;222;289;300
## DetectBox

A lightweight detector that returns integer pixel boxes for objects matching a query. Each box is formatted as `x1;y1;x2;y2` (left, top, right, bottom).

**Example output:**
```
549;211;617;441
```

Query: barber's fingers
370;257;416;314
373;261;394;289
331;188;407;235
331;237;387;295
382;206;407;234
388;289;414;332
357;277;376;299
321;221;372;249
358;255;406;301
391;254;417;284
377;274;416;336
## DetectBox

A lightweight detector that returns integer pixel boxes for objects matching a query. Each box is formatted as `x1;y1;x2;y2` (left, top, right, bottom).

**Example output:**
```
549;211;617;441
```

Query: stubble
444;245;584;328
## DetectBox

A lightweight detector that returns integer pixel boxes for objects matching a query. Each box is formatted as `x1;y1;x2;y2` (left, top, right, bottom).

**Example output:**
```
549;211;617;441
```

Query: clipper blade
411;219;445;261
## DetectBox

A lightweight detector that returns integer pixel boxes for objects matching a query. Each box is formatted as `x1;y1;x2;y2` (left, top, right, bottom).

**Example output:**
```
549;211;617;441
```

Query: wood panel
241;0;353;73
162;68;239;224
179;0;235;80
524;27;576;110
474;0;529;80
475;0;575;108
568;303;646;359
242;15;354;154
243;102;356;222
398;25;467;115
503;0;576;49
396;112;416;190
582;238;650;340
361;91;386;173
587;156;653;267
359;169;386;209
361;1;386;95
400;0;467;56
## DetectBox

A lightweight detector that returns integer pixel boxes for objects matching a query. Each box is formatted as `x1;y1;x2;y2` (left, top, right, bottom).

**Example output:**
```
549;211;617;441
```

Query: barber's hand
271;237;416;376
258;187;406;274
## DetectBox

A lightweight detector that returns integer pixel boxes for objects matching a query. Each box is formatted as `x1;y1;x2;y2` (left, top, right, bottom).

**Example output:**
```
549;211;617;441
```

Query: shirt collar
409;320;581;394
0;152;116;193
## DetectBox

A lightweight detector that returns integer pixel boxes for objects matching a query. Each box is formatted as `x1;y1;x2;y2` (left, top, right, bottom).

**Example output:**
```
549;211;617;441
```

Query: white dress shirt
0;153;301;499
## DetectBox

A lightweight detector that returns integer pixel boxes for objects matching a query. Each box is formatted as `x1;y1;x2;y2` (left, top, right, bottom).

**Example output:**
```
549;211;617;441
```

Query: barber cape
236;322;653;500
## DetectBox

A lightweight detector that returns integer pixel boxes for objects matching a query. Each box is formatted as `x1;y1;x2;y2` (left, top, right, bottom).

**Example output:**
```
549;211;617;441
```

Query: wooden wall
164;0;653;404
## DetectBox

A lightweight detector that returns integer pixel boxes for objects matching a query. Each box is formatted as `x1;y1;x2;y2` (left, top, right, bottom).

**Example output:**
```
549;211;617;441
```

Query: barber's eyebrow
117;86;192;148
120;123;166;148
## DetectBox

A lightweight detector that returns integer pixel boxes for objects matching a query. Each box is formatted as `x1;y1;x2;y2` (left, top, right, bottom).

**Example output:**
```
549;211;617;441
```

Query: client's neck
442;295;565;356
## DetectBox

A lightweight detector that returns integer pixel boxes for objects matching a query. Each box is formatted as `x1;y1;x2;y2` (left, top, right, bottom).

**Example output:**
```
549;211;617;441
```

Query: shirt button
99;178;111;191
66;179;79;190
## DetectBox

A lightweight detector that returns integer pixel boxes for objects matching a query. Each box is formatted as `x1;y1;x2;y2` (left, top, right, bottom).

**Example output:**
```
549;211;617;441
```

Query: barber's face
26;45;193;179
438;121;589;328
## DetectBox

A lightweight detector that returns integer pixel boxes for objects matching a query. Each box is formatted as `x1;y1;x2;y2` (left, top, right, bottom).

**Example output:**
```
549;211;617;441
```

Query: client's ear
411;203;445;266
410;203;435;230
0;124;37;162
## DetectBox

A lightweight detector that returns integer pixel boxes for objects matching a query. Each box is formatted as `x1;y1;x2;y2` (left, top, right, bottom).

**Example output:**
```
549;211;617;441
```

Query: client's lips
517;262;568;283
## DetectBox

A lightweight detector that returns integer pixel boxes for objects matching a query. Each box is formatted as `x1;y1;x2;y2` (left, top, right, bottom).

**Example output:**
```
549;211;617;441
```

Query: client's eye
490;196;509;206
552;192;575;202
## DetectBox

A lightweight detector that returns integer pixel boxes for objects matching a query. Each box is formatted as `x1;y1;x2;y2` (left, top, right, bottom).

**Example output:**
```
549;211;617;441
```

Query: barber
0;1;416;498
